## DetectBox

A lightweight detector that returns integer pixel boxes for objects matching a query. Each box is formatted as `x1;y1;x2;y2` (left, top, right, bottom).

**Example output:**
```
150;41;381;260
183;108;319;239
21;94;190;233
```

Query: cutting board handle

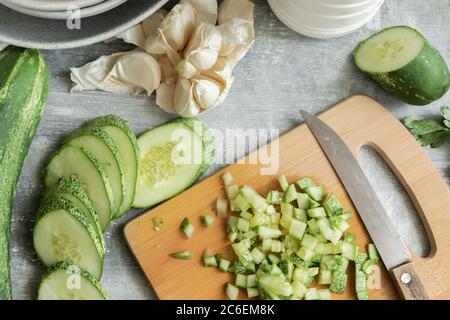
338;96;450;298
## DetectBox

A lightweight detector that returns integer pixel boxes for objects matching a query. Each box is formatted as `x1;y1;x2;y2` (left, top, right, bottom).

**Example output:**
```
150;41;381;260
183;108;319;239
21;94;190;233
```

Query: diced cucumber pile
210;174;378;300
35;115;139;300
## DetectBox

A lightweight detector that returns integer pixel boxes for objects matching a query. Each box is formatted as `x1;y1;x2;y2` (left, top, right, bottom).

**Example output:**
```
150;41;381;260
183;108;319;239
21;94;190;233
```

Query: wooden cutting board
124;96;450;300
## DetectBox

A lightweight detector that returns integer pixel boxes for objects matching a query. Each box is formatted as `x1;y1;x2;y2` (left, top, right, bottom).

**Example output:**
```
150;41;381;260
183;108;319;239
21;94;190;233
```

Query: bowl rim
1;0;105;11
0;0;169;50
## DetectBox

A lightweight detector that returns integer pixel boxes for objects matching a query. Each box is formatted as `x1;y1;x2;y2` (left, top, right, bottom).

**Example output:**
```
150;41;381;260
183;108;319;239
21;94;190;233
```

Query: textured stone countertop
10;0;450;299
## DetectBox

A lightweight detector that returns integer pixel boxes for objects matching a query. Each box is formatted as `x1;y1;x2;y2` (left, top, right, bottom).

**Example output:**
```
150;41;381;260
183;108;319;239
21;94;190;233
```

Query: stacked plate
268;0;384;39
0;0;127;20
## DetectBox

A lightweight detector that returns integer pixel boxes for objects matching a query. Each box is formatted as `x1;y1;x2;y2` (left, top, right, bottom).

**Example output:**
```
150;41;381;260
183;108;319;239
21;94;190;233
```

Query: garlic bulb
218;0;255;24
116;10;168;48
70;50;161;96
174;77;201;117
181;0;218;25
71;0;255;118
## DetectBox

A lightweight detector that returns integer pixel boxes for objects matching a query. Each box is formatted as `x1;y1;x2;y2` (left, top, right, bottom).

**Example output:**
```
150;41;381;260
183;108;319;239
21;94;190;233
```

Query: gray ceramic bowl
0;0;169;49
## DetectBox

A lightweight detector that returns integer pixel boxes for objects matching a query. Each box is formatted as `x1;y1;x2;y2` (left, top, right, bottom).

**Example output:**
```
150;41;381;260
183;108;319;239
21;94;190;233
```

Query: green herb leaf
441;106;450;128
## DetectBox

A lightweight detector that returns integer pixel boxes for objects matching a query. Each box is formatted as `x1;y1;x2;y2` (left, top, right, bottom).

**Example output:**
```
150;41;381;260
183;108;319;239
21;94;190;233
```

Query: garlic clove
159;55;178;85
116;10;168;48
142;9;168;37
156;82;176;114
176;59;199;79
191;76;221;110
111;51;161;96
201;56;233;87
159;3;198;52
183;22;222;71
218;0;254;24
218;18;255;67
70;51;130;94
181;0;218;25
213;75;234;108
174;77;201;117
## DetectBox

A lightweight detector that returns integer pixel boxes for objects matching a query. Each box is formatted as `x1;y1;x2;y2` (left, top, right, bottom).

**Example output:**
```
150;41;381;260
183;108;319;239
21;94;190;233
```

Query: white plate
268;0;383;38
1;0;104;11
1;0;126;20
297;0;380;16
269;0;382;30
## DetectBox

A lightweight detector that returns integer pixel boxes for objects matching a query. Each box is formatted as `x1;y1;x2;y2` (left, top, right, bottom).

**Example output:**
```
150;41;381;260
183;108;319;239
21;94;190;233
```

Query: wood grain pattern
124;96;450;300
391;262;429;300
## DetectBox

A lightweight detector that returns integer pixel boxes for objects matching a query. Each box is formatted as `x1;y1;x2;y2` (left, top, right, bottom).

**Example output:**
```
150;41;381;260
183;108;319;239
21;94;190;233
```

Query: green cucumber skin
64;125;125;217
43;145;115;231
85;115;139;218
354;26;450;106
44;176;105;251
38;262;109;300
0;46;49;300
34;197;104;278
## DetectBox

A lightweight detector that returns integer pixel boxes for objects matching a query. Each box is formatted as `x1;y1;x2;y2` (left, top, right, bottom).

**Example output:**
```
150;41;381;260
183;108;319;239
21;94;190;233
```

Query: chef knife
300;110;429;300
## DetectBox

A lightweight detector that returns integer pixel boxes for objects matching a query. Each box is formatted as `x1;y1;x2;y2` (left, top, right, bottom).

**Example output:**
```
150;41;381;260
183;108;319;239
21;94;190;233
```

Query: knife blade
300;110;429;300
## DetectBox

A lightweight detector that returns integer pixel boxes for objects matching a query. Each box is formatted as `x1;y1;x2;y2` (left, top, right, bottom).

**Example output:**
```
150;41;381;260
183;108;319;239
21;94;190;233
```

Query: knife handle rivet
400;273;412;284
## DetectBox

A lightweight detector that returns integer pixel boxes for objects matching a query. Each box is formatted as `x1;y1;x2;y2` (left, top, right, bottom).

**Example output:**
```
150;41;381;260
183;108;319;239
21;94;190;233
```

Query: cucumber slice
65;126;124;218
44;176;104;250
354;26;450;105
44;145;114;231
133;118;215;208
85;115;139;218
38;262;108;300
34;197;104;280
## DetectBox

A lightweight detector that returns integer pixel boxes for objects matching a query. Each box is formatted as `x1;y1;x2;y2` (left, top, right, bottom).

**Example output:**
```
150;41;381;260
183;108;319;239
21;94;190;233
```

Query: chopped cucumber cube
225;283;239;300
180;217;195;239
257;226;282;239
232;241;253;265
222;172;234;186
323;193;343;216
307;207;326;218
203;256;218;267
278;175;289;191
304;185;324;202
247;274;257;288
296;193;310;209
271;240;283;253
280;203;293;215
367;243;379;261
200;215;215;227
169;251;192;260
289;219;307;240
236;217;250;232
343;232;356;242
301;234;319;250
295;177;316;189
228;231;238;242
341;212;352;220
330;271;347;294
233;194;250;212
292;281;307;299
219;259;231;272
250;247;265;265
298;246;314;261
307;219;321;236
241;186;267;212
284;184;297;203
268;253;280;265
239;211;252;220
317;289;332;300
259;275;293;297
226;185;239;200
235;274;247;288
262;239;272;252
216;198;228;219
293;208;307;222
341;242;359;261
309;197;321;208
304;288;320;300
319;270;332;284
247;287;260;298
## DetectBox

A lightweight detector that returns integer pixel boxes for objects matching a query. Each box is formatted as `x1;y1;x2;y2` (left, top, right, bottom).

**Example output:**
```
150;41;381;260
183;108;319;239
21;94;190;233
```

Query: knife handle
391;262;429;300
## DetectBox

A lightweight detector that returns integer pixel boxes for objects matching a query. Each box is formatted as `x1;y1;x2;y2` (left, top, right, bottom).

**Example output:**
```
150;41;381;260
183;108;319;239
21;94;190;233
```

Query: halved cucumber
44;145;114;231
65;126;124;218
133;118;215;208
85;115;139;218
38;262;109;300
354;26;450;105
34;197;104;280
44;176;105;250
